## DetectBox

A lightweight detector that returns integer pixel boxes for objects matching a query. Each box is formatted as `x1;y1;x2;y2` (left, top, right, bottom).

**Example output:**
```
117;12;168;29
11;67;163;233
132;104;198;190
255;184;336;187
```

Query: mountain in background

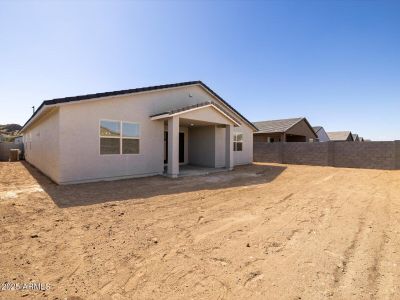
0;124;22;140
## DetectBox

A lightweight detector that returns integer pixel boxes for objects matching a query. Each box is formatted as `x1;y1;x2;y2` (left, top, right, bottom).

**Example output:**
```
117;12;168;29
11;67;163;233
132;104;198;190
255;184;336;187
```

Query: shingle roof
327;131;353;141
253;118;304;133
21;81;257;132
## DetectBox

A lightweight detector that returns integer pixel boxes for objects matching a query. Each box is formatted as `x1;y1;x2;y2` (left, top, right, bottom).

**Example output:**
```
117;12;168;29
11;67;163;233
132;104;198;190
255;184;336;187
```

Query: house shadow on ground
22;162;286;208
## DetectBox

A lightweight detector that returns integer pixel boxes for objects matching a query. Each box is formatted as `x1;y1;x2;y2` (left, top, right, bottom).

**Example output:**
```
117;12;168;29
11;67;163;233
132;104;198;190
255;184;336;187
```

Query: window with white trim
233;133;243;152
122;122;140;154
100;120;140;155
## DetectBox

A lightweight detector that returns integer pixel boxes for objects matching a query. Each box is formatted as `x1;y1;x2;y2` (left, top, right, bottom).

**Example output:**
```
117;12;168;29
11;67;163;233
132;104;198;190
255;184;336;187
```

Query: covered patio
150;101;241;178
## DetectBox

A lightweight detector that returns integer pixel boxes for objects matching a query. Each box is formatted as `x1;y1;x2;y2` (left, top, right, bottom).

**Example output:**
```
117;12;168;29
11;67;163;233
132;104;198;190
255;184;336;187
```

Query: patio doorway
164;132;184;164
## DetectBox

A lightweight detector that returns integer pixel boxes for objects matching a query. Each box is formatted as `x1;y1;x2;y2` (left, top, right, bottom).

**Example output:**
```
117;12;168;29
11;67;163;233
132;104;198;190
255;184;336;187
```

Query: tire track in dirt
332;214;367;287
330;175;390;299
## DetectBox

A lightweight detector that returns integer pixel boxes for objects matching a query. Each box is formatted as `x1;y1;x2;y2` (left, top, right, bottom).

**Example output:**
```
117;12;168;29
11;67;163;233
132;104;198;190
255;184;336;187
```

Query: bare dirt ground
1;162;400;300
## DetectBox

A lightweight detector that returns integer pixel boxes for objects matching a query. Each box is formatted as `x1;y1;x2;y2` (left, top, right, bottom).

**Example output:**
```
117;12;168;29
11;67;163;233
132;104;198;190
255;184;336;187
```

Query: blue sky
1;0;399;140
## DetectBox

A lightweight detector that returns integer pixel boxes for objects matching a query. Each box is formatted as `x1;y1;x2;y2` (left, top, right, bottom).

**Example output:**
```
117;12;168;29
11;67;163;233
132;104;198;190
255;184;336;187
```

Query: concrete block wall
283;142;330;166
254;141;400;170
333;142;396;170
253;143;283;163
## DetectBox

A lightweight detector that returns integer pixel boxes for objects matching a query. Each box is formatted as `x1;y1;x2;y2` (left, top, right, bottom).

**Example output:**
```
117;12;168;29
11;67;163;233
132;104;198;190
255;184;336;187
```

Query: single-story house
327;131;354;142
313;126;330;142
352;133;360;142
20;81;257;184
253;117;318;143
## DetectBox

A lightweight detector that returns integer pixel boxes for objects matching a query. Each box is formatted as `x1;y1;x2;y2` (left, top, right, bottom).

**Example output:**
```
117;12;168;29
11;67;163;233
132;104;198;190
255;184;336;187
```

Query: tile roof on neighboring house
327;131;353;141
21;81;257;132
253;117;304;133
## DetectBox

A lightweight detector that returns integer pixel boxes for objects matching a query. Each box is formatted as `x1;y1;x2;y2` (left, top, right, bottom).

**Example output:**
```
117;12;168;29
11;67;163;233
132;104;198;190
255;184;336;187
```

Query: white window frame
121;121;140;155
99;120;141;155
233;132;243;152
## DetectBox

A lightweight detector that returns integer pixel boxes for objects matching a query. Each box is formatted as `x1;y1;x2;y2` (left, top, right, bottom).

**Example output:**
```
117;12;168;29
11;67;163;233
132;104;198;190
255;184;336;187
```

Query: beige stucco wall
24;108;60;182
188;126;216;167
286;121;316;141
25;84;254;184
58;98;164;184
179;105;234;125
233;124;253;165
215;126;226;168
57;85;254;183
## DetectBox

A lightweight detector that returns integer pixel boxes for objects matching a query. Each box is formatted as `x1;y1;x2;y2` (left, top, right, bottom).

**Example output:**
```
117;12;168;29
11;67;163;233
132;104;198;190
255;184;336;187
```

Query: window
100;120;140;155
100;120;120;154
122;122;140;154
233;133;243;152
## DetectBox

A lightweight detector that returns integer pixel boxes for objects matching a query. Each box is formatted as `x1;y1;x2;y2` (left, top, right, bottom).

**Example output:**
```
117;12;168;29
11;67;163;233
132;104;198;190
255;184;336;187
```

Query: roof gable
253;118;303;133
327;131;353;141
150;101;240;126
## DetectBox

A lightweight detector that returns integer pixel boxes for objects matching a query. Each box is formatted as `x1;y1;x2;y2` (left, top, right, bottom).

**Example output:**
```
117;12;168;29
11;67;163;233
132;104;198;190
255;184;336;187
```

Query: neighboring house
352;133;360;142
327;131;354;142
313;126;330;142
359;137;364;142
20;81;257;184
253;117;318;143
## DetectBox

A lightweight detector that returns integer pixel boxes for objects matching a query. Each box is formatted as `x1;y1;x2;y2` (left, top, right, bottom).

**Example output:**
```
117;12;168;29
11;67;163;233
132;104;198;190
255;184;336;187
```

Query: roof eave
21;81;257;133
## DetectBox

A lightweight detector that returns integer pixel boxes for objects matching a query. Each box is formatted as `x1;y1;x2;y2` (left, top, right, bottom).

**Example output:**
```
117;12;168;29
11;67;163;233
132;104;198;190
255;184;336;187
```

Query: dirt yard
1;162;400;299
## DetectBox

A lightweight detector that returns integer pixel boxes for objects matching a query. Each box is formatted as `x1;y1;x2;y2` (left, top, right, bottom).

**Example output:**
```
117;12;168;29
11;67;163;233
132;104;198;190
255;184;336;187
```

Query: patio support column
225;124;234;170
167;116;179;178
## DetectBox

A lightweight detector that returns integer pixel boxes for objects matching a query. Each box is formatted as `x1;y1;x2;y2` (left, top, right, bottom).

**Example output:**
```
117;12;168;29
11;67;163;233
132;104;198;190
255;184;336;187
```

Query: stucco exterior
22;83;254;184
24;108;60;182
285;120;316;142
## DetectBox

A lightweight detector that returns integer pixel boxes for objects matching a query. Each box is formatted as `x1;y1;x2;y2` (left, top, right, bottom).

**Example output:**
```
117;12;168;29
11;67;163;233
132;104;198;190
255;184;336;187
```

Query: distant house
253;117;318;143
327;131;354;142
359;137;365;142
313;126;330;142
352;133;360;142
